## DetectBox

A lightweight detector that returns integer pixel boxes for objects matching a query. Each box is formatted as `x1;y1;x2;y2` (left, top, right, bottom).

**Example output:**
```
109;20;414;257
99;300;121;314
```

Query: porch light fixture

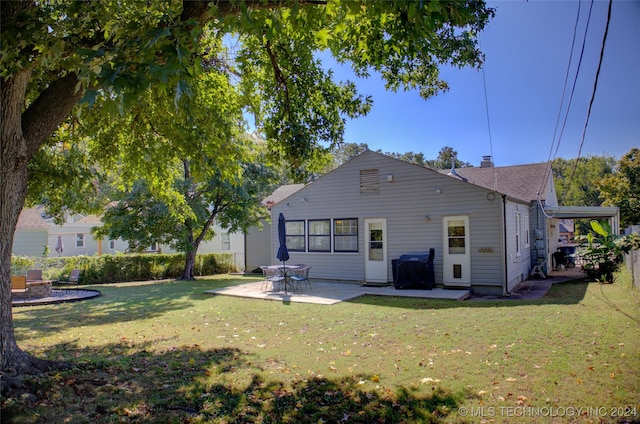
387;174;394;182
435;188;442;194
424;216;430;222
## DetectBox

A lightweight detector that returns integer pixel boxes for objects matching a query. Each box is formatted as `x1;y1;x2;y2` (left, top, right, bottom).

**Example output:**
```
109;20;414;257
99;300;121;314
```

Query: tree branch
21;73;84;158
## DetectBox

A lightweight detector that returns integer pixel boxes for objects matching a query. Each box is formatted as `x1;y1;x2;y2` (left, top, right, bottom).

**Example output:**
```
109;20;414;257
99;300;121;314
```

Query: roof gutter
501;194;510;295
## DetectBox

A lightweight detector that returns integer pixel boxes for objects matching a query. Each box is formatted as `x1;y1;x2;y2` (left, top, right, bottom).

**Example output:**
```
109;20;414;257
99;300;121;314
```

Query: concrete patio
206;280;471;305
207;266;586;305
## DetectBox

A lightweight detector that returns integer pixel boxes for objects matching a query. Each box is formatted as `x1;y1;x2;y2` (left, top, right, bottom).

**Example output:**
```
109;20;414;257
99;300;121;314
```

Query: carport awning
543;206;619;219
544;206;620;233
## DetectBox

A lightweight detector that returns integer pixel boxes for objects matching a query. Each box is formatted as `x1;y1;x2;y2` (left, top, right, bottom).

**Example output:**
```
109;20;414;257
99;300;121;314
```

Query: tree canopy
1;0;495;376
552;155;616;207
598;148;640;229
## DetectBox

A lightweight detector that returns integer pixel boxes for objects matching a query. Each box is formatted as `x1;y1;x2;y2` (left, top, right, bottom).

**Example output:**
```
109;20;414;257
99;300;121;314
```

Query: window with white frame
524;214;530;248
286;220;306;251
308;220;331;252
76;233;85;248
334;218;358;252
515;213;521;256
220;232;230;251
109;240;115;250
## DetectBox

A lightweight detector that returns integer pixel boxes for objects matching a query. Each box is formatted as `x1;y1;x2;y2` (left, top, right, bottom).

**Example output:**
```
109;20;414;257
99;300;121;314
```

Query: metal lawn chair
290;266;312;292
68;269;81;290
260;266;285;292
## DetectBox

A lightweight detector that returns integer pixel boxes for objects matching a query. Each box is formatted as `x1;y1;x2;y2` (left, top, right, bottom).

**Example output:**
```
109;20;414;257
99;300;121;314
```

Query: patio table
264;265;302;294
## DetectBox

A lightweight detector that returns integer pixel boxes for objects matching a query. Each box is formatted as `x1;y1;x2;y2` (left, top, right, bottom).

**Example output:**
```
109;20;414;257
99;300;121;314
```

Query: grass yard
2;273;639;423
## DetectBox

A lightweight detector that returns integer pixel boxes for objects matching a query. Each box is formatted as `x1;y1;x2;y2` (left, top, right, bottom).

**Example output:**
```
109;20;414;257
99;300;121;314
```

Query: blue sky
332;0;639;167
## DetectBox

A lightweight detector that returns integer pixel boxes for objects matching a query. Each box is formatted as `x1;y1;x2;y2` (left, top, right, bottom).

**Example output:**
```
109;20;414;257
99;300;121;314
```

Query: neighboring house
267;150;619;296
48;213;125;257
558;219;575;244
16;208;246;271
13;208;49;256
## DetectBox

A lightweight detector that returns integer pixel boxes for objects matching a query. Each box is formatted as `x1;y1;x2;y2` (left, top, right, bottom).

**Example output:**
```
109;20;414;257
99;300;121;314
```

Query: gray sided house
268;150;560;296
13;208;50;256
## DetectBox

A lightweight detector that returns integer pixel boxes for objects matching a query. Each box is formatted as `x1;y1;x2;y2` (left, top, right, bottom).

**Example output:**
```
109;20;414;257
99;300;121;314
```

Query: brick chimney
481;155;494;168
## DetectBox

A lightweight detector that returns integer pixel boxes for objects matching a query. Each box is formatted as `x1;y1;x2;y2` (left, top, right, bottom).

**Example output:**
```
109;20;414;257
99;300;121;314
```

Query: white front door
365;218;387;283
443;215;471;287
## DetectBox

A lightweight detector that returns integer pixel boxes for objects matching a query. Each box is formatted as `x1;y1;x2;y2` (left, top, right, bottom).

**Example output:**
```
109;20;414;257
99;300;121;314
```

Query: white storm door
365;219;387;283
443;216;471;286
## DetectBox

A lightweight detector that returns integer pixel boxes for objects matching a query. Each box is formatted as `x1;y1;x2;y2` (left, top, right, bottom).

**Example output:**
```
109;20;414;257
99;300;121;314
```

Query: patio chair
290;266;312;292
260;266;285;292
11;276;31;300
26;269;43;281
68;269;81;290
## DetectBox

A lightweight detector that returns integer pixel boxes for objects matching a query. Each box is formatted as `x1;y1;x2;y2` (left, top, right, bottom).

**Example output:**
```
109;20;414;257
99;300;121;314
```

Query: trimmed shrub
10;252;236;285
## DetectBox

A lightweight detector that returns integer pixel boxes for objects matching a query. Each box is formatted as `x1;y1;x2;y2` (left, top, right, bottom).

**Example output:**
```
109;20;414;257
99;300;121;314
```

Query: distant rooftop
16;208;49;230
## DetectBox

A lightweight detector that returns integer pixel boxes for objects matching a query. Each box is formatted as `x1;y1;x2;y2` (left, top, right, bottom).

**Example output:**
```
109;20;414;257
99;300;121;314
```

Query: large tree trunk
181;249;197;281
1;69;83;377
1;69;33;377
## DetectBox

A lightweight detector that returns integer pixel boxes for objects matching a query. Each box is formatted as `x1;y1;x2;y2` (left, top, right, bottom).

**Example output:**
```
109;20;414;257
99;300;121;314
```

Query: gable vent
360;169;380;193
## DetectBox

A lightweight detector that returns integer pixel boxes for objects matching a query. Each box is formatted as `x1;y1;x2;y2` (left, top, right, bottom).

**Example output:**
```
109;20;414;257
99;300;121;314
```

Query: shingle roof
447;163;551;203
263;184;305;207
16;208;50;230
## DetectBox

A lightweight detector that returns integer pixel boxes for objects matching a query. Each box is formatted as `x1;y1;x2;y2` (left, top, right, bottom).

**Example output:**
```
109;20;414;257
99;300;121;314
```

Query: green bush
577;220;640;283
10;252;236;285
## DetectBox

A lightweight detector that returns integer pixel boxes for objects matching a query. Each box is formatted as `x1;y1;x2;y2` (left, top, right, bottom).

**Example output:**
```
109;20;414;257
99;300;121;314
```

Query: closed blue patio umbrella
276;213;289;265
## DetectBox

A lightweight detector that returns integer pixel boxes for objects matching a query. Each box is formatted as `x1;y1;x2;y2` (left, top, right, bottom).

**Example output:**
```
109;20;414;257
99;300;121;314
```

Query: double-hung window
334;218;358;252
76;233;85;248
220;232;230;251
286;220;306;252
308;220;331;252
515;213;521;256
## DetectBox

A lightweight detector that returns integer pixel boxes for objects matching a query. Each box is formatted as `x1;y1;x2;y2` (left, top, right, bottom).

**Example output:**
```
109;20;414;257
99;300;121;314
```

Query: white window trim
76;233;85;248
220;232;231;251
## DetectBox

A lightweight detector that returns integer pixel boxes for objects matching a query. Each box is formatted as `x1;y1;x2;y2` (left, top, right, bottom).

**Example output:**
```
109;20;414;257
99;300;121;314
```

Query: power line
540;0;594;199
560;0;613;206
479;36;496;191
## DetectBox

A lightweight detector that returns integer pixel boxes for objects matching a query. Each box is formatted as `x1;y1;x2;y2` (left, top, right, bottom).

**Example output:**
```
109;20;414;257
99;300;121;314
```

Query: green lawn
3;273;639;423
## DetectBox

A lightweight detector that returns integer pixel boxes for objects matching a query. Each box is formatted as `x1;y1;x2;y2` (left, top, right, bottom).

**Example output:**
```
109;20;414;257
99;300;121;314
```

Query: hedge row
11;252;236;285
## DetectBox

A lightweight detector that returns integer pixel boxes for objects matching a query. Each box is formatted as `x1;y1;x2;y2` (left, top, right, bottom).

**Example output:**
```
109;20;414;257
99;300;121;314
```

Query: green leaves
578;219;640;282
598;148;640;228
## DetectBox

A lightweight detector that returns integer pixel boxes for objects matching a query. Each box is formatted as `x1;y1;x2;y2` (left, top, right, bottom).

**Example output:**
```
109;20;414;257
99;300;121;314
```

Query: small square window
76;233;85;248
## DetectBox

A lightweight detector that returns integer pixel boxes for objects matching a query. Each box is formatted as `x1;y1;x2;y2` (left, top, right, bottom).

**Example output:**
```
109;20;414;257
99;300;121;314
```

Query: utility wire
560;0;613;206
479;37;496;191
540;0;594;200
540;0;581;196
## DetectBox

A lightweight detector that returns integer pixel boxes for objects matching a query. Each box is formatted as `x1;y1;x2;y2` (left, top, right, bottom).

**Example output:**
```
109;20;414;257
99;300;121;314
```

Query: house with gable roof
266;150;619;296
13;208;50;256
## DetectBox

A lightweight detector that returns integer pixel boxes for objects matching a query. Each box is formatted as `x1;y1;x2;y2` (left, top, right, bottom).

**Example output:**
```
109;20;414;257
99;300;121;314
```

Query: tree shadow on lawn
2;341;466;423
12;278;244;334
349;280;590;310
